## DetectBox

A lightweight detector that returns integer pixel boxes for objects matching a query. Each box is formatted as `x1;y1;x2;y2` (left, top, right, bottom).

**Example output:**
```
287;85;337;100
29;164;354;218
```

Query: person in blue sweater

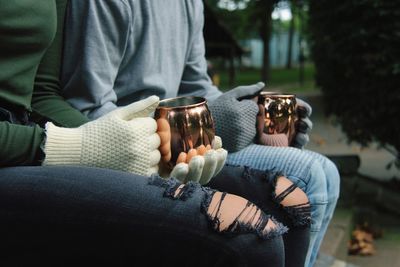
60;1;340;266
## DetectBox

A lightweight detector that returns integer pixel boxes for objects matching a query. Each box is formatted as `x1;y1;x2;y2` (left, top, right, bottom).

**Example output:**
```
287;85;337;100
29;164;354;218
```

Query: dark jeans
0;166;286;267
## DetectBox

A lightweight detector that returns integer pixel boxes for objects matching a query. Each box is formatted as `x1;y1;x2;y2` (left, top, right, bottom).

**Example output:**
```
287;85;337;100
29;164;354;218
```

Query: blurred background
203;1;400;266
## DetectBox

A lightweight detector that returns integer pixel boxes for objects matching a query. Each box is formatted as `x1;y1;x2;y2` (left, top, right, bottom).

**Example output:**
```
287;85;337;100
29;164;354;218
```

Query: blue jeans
0;165;288;266
227;145;340;267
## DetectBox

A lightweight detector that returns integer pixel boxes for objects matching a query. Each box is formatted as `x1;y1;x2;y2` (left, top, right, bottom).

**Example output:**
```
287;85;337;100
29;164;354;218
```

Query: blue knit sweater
61;0;222;119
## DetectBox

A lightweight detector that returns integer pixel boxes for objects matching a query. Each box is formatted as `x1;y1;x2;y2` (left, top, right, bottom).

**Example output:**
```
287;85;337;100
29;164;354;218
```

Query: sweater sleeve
177;1;222;102
0;0;88;167
0;122;45;166
31;0;89;128
61;0;132;119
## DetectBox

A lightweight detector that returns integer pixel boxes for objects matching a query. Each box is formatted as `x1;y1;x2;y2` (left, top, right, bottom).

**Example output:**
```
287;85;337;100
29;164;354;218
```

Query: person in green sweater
0;0;310;265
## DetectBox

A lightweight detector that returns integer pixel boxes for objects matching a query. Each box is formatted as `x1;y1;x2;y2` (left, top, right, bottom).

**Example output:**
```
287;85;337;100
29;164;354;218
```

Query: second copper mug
154;96;215;170
258;91;297;145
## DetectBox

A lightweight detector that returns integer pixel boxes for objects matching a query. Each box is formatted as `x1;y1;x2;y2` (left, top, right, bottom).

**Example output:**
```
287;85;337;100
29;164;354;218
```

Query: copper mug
257;91;297;145
154;96;215;170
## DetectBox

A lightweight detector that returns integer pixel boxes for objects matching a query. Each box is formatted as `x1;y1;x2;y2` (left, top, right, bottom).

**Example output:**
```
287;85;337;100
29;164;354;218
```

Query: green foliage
206;0;256;39
308;0;400;163
205;0;279;39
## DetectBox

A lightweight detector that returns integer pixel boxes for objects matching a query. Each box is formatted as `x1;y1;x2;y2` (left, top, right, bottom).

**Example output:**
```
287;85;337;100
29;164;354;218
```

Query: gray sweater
61;0;222;119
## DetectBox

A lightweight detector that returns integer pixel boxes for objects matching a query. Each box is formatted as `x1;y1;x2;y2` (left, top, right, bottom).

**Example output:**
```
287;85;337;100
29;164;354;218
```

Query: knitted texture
209;82;265;152
227;144;317;180
291;98;313;149
43;96;161;176
262;133;289;147
167;136;227;185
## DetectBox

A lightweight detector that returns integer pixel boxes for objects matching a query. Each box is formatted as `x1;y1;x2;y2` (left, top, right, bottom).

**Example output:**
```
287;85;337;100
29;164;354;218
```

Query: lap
0;165;285;266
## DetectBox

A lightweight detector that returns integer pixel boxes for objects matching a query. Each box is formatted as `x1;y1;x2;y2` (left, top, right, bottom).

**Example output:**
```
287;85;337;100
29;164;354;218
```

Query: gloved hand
43;96;161;176
157;116;227;185
208;82;265;152
256;101;290;147
291;98;313;149
256;97;313;149
170;136;227;185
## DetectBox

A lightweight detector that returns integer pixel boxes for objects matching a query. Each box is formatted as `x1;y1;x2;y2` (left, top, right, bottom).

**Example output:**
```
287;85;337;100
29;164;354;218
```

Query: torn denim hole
148;174;198;200
271;176;312;227
263;169;287;183
201;187;288;240
225;163;241;168
242;166;255;181
241;165;287;184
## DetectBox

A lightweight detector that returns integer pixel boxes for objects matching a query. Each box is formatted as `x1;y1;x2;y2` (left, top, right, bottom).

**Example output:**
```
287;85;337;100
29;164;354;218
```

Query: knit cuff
42;122;83;165
263;133;289;147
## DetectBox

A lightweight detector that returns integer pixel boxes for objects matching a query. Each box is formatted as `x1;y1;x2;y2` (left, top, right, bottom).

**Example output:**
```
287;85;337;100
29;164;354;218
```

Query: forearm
32;76;89;127
0;122;45;167
178;0;222;102
61;0;130;118
179;73;223;102
31;0;89;128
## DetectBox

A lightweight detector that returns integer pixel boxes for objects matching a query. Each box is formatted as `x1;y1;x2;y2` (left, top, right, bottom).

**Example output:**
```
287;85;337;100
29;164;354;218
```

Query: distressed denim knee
272;175;311;227
203;190;288;239
149;175;288;239
226;145;327;231
149;175;287;266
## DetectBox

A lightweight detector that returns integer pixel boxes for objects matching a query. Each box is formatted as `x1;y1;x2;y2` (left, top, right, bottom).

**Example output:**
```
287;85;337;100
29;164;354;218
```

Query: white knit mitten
43;96;161;176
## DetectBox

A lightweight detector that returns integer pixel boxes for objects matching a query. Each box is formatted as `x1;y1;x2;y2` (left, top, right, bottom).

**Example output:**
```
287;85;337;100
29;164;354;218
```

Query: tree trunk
228;46;236;87
259;1;274;83
286;2;295;69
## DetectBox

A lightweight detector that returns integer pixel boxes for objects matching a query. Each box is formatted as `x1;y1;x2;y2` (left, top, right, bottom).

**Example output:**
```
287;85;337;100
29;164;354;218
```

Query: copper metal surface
154;96;215;169
258;91;297;144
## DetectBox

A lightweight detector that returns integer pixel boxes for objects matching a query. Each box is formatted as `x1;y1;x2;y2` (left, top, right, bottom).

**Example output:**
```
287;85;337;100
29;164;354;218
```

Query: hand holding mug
155;96;227;184
256;91;313;149
256;92;297;147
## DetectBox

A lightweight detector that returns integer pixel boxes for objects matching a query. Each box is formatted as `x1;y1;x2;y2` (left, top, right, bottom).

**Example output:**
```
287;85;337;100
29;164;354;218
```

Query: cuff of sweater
263;133;289;147
42;122;82;165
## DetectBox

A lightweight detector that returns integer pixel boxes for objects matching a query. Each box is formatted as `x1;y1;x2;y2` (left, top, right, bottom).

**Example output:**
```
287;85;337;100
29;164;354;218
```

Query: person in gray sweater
61;1;340;266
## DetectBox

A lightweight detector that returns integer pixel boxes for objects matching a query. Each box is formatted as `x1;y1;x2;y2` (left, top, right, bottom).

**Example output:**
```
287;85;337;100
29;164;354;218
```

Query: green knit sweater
0;0;89;166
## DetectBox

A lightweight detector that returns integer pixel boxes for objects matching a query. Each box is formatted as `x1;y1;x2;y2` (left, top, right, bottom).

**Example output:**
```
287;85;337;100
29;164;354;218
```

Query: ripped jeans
0;165;309;267
227;144;341;267
208;165;312;267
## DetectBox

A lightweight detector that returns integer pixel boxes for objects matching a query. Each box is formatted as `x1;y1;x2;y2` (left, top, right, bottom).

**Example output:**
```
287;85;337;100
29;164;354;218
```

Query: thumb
230;82;265;99
296;98;312;117
212;136;223;150
113;95;160;120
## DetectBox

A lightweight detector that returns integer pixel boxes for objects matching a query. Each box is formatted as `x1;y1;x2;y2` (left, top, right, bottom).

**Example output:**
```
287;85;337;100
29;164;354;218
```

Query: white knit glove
43;96;161;176
169;136;227;185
